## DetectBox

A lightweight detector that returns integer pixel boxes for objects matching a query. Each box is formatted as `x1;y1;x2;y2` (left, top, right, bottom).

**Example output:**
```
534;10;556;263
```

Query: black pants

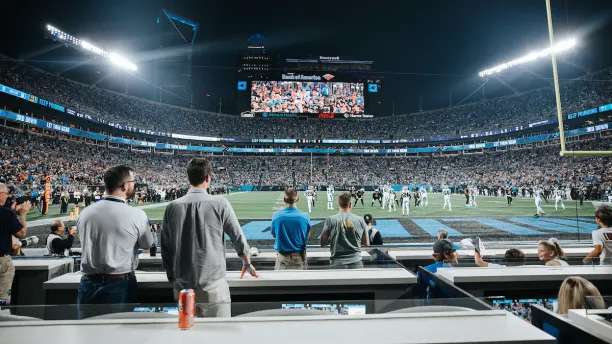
507;196;513;205
60;201;68;214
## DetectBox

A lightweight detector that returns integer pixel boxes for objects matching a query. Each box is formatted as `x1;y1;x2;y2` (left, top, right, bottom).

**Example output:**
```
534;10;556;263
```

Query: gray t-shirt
321;212;367;265
78;196;153;274
592;227;612;265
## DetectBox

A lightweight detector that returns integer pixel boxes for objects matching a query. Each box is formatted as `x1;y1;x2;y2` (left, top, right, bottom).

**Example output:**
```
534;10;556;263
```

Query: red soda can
178;289;195;329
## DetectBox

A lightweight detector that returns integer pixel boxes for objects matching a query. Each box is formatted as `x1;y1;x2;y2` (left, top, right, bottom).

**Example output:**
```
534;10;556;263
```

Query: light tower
156;9;200;107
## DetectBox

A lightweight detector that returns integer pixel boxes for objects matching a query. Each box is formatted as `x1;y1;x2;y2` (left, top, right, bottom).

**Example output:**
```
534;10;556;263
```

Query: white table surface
12;258;73;271
0;311;554;344
137;250;371;262
44;268;417;290
436;265;612;284
568;309;612;343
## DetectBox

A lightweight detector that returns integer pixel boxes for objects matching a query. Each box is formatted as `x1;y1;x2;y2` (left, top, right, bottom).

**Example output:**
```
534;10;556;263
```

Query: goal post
545;0;612;158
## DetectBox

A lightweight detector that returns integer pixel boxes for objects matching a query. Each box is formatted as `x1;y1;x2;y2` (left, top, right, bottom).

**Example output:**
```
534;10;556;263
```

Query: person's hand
15;201;31;215
240;262;258;279
68;226;77;236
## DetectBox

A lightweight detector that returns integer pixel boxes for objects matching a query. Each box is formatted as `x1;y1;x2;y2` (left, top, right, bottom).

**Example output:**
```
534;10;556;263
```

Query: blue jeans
77;273;137;319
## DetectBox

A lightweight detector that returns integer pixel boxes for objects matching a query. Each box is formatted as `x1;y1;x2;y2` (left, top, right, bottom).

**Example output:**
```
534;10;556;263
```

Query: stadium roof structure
1;0;611;115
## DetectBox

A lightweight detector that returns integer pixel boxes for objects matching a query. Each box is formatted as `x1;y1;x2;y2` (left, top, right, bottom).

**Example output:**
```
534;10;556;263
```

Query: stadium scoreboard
236;56;382;118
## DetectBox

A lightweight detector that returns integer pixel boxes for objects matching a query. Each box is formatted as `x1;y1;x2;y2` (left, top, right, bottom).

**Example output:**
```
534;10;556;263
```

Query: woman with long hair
557;276;605;314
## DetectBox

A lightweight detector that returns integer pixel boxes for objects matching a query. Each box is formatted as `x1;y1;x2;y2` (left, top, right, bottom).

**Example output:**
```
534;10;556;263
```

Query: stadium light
108;52;138;72
45;23;138;72
478;37;577;78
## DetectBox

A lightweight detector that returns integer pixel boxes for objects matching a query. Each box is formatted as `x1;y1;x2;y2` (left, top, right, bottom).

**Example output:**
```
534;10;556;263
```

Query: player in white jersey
382;185;390;209
401;186;411;215
442;186;452;211
534;187;545;216
565;186;572;201
554;188;566;211
388;190;397;212
304;187;315;214
469;187;478;207
326;185;334;210
420;187;429;207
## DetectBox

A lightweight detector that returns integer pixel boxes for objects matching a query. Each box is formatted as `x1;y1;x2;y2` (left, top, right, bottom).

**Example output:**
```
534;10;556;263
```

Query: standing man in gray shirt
161;158;257;318
320;192;369;268
77;165;154;315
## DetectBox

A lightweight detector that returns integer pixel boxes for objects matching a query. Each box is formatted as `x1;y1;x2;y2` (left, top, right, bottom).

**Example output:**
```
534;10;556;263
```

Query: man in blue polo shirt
271;188;311;270
416;239;458;298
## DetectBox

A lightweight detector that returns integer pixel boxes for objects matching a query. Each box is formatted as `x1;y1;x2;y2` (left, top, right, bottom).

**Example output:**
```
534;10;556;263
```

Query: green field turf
27;191;595;221
138;191;595;221
24;191;599;246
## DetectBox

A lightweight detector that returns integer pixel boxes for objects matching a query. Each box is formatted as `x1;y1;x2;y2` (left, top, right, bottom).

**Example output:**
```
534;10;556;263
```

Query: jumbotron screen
251;81;364;114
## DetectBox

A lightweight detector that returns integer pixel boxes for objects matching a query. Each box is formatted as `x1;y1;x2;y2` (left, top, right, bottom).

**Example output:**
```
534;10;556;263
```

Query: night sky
2;0;611;115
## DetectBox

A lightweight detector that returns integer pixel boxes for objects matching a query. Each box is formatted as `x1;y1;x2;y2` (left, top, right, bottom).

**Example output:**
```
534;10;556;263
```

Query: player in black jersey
354;188;365;207
372;189;383;207
506;187;513;206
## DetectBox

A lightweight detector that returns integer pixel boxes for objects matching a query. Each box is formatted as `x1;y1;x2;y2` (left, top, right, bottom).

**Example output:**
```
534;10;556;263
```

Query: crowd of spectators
251;81;364;114
1;57;611;140
1;125;610;203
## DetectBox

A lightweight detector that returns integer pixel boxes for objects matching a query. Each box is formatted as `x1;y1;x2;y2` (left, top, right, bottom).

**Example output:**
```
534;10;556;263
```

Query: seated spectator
436;229;449;240
46;220;76;256
474;248;526;267
416;239;458;297
584;205;612;265
364;214;383;245
271;188;310;270
437;229;461;251
538;238;569;266
557;276;605;315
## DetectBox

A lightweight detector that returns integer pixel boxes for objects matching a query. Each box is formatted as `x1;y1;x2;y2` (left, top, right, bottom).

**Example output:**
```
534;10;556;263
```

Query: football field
141;191;597;244
140;191;594;220
26;191;598;245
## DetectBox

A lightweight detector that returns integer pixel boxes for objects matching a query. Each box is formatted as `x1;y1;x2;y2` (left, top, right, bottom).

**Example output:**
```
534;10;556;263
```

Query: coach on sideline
271;188;311;270
320;192;369;268
161;158;257;318
77;166;154;313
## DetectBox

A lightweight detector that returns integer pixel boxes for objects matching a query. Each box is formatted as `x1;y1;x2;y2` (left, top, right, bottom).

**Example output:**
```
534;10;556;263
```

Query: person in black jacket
60;192;69;214
364;214;383;245
46;220;76;256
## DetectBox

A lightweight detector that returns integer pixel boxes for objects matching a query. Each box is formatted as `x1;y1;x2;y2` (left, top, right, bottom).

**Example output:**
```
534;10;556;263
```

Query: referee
77;165;154;316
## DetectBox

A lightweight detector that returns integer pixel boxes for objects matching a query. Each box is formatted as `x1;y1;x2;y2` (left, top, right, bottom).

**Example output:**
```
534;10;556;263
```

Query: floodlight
108;52;138;72
478;38;577;77
45;23;138;72
81;41;104;56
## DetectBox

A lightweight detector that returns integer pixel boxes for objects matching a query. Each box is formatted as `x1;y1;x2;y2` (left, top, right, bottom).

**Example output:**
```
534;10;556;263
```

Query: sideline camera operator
0;183;30;304
46;220;76;256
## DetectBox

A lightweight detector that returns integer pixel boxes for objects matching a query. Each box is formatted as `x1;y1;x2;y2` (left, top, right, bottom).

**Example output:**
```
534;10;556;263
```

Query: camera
20;236;40;247
4;185;27;207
